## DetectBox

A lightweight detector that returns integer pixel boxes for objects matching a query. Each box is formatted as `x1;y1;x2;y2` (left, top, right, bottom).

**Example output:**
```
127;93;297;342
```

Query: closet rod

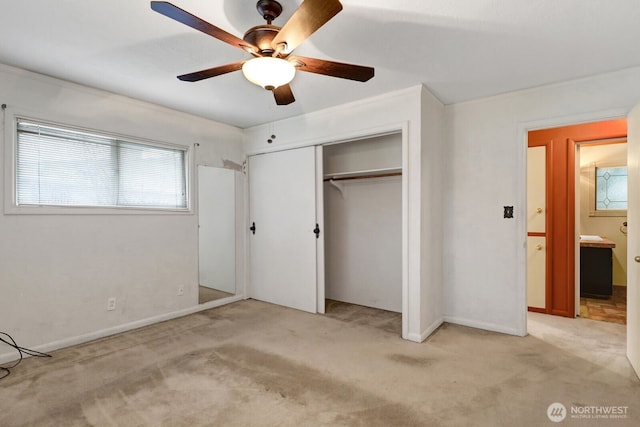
323;172;402;182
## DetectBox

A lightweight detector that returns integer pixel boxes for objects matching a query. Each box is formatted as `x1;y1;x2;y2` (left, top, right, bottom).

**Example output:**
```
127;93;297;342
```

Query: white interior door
198;166;236;294
627;104;640;376
249;146;318;313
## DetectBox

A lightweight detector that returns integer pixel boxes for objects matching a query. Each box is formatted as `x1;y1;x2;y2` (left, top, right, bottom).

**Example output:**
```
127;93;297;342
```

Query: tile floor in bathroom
579;285;627;325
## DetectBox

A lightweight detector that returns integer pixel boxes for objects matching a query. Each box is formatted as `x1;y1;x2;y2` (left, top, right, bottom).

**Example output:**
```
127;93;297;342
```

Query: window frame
4;113;192;215
588;161;627;217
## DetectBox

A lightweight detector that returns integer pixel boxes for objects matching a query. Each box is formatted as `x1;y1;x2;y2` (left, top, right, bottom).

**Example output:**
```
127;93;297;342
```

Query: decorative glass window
595;166;627;212
15;119;188;210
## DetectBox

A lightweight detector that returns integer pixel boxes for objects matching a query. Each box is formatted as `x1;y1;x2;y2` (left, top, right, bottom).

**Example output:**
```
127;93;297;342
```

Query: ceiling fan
150;0;374;105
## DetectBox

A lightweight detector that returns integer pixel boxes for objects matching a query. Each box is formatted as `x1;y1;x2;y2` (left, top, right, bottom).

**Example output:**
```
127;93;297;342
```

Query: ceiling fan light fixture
242;57;295;90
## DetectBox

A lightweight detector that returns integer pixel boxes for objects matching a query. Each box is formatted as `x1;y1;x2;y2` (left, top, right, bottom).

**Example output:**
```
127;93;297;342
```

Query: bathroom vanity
580;236;616;299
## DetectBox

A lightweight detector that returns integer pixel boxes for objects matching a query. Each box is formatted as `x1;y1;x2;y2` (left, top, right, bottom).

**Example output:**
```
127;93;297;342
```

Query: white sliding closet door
249;146;318;313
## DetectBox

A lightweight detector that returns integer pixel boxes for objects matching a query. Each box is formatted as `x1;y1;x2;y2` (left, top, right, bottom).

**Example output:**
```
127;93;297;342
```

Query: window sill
4;204;193;215
588;209;627;218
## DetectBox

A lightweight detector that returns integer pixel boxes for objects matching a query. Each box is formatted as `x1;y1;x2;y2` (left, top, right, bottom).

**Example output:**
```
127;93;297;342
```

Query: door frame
528;119;627;317
518;108;629;331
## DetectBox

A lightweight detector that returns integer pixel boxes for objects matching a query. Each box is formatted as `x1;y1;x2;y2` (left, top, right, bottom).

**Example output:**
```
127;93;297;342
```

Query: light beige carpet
0;300;638;426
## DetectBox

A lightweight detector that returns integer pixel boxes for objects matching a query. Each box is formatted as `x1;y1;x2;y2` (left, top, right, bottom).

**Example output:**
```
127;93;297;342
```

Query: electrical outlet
177;286;184;296
107;297;116;311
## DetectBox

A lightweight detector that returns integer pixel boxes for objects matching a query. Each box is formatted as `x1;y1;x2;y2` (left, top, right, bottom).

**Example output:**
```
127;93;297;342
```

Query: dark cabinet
580;246;613;299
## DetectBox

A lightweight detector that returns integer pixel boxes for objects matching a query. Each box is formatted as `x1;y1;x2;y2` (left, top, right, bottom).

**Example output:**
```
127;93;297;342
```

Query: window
587;164;627;217
16;119;188;210
595;166;627;211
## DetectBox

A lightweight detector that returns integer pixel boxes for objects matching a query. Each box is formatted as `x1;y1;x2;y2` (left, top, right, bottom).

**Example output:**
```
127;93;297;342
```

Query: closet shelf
323;167;402;181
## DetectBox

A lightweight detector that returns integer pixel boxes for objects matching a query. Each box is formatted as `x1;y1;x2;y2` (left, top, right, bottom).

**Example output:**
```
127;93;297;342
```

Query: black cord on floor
0;331;52;380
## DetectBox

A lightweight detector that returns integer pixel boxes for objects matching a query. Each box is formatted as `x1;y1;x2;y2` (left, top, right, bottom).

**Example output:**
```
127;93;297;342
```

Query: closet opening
322;133;403;334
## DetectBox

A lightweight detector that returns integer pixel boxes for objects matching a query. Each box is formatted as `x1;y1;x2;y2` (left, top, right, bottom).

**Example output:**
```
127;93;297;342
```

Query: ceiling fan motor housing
243;25;280;55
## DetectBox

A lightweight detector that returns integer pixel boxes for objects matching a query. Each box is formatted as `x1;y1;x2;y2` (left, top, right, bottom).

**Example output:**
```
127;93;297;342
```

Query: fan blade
271;0;342;54
150;1;258;53
291;56;374;82
272;84;295;105
177;61;245;82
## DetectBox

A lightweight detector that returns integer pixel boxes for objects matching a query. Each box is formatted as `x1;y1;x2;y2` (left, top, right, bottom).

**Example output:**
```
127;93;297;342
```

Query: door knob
635;256;640;263
536;244;543;251
536;208;543;214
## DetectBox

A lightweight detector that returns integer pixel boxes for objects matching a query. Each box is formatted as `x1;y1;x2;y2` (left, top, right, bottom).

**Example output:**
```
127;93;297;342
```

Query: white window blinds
16;120;187;210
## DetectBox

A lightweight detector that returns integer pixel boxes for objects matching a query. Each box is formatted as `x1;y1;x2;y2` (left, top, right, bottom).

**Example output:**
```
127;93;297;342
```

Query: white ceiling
1;1;639;128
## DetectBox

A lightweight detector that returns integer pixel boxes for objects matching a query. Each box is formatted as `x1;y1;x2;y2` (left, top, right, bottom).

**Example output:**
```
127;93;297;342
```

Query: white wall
324;134;402;174
579;143;628;286
245;85;445;342
444;66;640;336
324;177;402;311
0;63;243;361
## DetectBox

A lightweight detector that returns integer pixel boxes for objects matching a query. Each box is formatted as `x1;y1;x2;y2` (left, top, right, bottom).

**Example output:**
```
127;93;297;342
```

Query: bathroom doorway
576;140;628;324
526;119;627;318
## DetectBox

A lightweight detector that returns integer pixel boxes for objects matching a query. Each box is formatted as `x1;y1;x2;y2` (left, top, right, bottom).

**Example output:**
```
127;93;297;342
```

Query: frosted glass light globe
242;57;296;90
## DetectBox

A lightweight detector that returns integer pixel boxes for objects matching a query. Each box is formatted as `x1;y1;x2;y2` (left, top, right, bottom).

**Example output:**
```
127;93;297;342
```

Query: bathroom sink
580;235;603;241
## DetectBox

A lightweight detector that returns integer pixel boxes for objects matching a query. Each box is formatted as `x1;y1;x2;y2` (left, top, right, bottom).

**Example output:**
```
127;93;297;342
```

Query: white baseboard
0;294;244;364
406;317;444;343
443;315;525;337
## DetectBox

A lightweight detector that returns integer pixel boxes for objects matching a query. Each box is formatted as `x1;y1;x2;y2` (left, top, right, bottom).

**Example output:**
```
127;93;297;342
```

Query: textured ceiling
0;1;639;128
